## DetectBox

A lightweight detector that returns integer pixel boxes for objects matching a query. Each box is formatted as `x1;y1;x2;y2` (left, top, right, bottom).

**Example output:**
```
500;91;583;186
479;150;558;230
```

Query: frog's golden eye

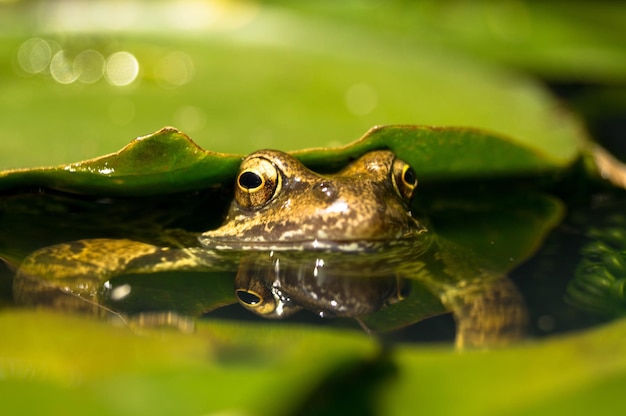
235;157;282;209
391;158;418;200
235;289;276;315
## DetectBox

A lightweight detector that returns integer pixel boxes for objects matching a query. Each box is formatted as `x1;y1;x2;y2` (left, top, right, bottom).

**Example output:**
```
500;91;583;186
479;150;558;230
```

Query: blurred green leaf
0;3;587;169
267;1;626;82
1;310;625;415
0;310;379;416
380;316;626;416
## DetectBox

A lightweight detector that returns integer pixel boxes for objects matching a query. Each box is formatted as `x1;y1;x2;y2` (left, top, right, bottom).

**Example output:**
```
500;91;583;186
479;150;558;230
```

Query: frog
11;146;528;348
201;149;425;321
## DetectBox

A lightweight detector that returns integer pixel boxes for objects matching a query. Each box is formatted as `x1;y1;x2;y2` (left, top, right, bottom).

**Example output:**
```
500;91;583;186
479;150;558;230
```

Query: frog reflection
234;253;409;320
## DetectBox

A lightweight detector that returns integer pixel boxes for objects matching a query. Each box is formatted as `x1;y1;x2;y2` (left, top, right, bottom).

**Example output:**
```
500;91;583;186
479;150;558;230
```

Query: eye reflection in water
234;252;409;321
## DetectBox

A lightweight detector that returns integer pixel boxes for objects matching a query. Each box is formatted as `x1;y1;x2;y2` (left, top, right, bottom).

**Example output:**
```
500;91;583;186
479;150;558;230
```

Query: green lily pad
0;310;379;415
1;310;625;415
0;124;581;196
381;315;626;416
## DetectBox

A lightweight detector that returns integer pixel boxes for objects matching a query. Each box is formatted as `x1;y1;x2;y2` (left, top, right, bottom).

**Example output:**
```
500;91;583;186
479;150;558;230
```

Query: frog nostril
314;181;338;201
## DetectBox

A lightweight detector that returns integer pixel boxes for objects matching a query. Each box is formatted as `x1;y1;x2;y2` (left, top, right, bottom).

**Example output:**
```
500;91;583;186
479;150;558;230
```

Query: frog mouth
198;228;429;253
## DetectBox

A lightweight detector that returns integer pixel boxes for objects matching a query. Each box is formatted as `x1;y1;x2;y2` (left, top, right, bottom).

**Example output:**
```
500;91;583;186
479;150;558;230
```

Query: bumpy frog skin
14;149;526;348
200;149;426;251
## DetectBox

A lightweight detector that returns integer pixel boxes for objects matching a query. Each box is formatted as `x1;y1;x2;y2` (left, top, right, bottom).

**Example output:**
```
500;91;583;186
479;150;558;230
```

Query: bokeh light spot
50;50;79;84
105;51;139;86
18;38;52;74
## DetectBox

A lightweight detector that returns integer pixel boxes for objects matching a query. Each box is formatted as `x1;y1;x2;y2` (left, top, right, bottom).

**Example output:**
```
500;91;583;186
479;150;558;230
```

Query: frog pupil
239;171;263;190
236;289;262;305
403;167;416;186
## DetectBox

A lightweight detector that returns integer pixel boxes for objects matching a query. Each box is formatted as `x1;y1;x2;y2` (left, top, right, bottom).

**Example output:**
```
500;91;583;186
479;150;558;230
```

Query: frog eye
236;289;277;315
391;158;418;200
235;157;282;209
